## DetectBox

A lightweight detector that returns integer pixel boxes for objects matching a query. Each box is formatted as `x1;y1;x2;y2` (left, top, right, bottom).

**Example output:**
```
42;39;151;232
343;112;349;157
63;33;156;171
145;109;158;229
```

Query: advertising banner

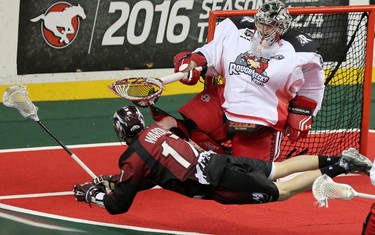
17;0;349;75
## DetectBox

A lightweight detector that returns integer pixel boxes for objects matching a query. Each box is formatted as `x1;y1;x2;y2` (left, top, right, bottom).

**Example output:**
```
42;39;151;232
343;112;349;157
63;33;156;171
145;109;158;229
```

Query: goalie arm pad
284;96;317;143
173;52;207;85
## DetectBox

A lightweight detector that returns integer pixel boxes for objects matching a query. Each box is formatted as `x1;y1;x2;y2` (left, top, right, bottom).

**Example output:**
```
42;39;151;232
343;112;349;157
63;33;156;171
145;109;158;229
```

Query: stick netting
114;83;158;98
212;9;370;157
2;85;39;121
110;77;164;107
313;175;356;207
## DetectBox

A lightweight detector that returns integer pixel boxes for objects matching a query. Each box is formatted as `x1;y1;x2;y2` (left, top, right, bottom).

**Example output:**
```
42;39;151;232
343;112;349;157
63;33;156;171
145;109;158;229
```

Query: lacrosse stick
312;174;375;208
2;85;97;179
109;65;212;106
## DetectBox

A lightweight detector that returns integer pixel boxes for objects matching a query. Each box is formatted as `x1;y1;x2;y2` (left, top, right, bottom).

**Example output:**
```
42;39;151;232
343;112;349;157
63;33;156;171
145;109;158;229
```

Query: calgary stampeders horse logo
30;2;86;49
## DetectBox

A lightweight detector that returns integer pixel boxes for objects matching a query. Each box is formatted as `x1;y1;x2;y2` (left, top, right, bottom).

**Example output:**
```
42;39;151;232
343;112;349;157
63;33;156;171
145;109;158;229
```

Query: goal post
206;5;375;157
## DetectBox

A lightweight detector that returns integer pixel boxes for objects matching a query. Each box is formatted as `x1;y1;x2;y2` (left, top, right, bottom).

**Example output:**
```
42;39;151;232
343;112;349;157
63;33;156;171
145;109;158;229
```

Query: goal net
206;6;375;157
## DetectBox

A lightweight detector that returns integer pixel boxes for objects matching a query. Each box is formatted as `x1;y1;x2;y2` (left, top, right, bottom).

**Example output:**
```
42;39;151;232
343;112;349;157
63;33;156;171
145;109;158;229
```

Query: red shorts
363;202;375;235
232;128;283;162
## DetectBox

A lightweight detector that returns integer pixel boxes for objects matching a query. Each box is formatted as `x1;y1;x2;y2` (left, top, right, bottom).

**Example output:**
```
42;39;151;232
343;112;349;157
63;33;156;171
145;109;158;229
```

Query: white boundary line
0;191;73;200
0;203;206;235
0;142;122;153
1;128;373;153
0;210;83;233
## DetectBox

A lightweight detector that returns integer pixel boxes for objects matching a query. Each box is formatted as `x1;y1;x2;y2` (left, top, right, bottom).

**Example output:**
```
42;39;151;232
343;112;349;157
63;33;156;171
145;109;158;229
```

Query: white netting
2;85;39;121
313;174;356;208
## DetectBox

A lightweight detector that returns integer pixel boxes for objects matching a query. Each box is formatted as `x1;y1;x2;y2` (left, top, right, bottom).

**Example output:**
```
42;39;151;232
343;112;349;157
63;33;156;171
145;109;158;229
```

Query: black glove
73;181;105;205
92;174;120;193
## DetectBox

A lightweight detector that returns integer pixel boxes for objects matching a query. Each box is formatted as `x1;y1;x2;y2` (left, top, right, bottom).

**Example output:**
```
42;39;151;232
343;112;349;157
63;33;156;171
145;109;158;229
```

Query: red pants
179;86;282;161
363;202;375;235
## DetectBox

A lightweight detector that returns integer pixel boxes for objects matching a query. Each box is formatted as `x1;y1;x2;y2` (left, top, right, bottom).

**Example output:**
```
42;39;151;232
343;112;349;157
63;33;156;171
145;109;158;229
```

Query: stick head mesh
312;174;356;208
109;77;163;107
2;85;39;121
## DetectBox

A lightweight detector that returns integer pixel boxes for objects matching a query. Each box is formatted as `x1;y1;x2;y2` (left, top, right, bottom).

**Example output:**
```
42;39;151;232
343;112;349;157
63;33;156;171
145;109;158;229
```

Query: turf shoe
339;148;372;175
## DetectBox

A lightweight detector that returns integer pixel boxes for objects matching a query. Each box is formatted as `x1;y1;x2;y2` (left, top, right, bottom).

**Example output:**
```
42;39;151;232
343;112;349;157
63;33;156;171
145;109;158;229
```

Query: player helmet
255;0;292;45
113;105;145;142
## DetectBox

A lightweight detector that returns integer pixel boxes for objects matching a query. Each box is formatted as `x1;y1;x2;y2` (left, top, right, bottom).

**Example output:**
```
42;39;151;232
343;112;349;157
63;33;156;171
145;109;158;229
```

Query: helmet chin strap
252;32;281;58
256;37;265;56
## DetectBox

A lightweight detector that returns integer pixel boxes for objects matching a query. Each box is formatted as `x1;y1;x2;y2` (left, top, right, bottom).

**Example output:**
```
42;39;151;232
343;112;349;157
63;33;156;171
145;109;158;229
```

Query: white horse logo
31;3;86;47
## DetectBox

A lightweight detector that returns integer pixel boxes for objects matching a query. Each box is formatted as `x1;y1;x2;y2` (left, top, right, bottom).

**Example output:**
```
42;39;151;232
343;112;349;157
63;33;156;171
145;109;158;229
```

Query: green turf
0;208;174;235
0;94;196;149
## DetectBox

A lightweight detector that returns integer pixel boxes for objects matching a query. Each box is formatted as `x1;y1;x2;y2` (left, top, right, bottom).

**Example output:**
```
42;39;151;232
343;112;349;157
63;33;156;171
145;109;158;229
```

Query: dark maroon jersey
103;124;276;214
118;124;204;187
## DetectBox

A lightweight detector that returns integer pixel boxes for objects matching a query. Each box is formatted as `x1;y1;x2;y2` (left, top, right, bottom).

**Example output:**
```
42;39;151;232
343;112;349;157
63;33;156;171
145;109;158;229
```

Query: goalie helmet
113;106;145;142
255;0;292;45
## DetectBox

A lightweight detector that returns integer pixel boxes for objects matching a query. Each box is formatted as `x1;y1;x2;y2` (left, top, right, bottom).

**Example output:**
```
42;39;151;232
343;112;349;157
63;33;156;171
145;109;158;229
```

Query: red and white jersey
195;17;325;131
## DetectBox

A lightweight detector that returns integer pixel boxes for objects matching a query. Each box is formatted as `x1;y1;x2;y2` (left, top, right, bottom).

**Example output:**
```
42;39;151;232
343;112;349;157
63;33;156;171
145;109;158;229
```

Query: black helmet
113;106;145;141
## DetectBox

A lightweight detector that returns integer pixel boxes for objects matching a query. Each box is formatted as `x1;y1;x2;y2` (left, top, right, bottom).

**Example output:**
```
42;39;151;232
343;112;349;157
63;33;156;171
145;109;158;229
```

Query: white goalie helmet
255;0;292;45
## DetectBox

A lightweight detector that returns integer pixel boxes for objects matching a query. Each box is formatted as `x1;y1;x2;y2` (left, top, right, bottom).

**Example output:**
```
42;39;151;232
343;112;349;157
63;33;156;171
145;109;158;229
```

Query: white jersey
195;17;325;131
371;159;375;186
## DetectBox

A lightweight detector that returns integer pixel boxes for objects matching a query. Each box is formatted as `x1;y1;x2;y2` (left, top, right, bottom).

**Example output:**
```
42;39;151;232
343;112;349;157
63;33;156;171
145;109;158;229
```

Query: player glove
73;181;105;206
284;96;317;144
173;52;207;85
92;174;120;193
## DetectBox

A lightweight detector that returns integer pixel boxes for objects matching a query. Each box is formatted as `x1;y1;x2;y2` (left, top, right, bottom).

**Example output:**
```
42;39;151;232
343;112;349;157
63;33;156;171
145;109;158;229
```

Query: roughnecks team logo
30;2;86;49
229;52;284;86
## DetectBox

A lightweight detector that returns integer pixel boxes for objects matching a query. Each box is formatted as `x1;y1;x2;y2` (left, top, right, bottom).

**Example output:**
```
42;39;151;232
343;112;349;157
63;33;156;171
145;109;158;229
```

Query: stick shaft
358;193;375;200
159;65;212;84
37;121;97;178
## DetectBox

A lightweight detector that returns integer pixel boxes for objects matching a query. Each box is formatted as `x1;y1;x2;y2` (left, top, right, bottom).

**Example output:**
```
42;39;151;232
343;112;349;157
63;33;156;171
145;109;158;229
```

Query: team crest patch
228;51;284;86
30;2;86;49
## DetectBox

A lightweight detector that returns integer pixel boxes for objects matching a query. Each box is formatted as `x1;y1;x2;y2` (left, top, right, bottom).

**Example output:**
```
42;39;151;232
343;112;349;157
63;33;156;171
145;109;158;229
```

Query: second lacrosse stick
312;174;375;208
2;85;97;179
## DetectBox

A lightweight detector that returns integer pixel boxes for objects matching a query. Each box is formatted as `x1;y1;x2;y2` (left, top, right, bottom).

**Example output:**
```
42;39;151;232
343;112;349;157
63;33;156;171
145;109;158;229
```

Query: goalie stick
2;85;97;179
312;174;375;208
109;65;212;106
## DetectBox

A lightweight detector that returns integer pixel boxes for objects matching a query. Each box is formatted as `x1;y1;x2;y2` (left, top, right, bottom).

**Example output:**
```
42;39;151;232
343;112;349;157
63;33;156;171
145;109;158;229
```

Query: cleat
339;148;372;174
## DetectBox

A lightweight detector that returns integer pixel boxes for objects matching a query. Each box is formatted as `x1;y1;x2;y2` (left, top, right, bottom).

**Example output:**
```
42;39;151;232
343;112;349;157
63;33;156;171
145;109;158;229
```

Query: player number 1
161;135;191;169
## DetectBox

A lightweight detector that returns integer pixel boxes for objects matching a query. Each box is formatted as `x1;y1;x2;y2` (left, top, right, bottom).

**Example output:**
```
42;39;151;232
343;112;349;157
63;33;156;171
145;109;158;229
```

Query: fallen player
73;105;372;214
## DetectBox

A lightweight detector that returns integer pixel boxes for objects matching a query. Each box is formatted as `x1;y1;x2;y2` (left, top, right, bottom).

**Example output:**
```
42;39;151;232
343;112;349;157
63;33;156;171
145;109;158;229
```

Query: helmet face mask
113;106;145;143
255;0;292;45
255;21;278;43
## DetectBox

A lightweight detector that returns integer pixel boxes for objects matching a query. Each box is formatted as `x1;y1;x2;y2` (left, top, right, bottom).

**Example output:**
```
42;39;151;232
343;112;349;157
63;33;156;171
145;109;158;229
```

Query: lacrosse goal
206;5;375;157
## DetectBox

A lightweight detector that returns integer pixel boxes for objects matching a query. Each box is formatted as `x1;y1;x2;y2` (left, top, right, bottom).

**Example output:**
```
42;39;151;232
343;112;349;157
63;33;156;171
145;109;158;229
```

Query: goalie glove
73;181;106;207
284;96;317;144
173;52;207;85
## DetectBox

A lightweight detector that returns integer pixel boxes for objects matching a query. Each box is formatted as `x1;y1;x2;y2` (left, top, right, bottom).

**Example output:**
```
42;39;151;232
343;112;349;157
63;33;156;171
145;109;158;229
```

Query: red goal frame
207;5;375;156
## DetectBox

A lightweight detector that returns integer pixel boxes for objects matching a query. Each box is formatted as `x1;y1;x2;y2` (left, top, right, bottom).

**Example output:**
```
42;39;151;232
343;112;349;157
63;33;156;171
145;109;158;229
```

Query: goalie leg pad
179;85;228;142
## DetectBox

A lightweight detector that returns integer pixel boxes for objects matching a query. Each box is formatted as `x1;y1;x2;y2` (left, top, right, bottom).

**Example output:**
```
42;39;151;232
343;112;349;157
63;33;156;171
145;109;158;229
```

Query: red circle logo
31;2;86;49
